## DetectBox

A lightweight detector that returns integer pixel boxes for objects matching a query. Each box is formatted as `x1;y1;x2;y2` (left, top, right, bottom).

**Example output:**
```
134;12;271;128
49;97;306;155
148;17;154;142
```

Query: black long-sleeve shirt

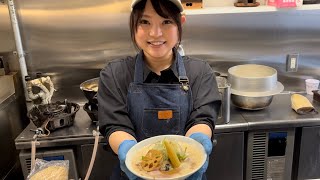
98;55;221;140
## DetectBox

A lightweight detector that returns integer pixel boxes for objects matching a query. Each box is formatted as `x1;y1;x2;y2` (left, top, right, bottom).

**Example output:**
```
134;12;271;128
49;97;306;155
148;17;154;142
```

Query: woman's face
135;0;179;61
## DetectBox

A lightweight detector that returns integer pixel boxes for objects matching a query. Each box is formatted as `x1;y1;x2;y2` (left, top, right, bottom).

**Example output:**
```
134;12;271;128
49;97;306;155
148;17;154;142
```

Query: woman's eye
163;20;173;24
139;20;149;24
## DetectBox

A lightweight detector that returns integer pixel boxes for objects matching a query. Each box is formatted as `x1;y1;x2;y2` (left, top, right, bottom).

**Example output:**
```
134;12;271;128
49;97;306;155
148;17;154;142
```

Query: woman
98;0;221;179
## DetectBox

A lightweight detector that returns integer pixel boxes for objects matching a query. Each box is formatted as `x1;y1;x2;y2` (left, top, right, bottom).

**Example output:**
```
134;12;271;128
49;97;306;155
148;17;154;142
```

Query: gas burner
28;100;80;132
43;104;65;115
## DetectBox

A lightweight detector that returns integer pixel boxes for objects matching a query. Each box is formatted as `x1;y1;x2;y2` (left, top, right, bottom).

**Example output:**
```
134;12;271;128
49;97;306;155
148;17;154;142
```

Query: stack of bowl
80;77;99;123
228;64;284;110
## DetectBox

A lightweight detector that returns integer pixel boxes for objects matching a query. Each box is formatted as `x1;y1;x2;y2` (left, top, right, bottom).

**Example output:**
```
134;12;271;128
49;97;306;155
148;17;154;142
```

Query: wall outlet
286;54;299;72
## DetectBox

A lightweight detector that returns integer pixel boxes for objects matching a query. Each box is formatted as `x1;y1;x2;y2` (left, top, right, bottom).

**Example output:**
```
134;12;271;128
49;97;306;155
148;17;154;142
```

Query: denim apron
111;50;203;179
127;50;192;141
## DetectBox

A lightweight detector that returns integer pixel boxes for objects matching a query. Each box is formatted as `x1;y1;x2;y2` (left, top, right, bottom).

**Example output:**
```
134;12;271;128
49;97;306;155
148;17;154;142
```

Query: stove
28;100;80;133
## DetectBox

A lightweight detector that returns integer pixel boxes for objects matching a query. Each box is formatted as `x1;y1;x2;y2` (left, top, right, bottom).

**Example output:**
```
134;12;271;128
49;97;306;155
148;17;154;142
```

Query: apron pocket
142;108;180;137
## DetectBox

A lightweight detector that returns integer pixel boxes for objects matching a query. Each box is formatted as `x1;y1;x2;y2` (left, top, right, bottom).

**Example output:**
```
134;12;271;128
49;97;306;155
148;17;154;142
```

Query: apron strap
133;51;144;83
133;49;189;86
176;49;189;91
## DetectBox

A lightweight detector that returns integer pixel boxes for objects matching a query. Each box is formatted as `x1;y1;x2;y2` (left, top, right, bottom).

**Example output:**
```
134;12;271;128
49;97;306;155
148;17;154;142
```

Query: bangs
151;0;180;19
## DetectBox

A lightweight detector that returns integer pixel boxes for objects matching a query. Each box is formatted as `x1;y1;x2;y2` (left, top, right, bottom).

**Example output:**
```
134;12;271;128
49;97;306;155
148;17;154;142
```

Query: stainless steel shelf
184;4;320;15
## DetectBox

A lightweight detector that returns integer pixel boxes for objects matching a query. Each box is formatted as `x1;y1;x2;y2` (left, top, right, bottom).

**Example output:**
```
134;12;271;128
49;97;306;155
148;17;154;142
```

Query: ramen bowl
126;135;207;180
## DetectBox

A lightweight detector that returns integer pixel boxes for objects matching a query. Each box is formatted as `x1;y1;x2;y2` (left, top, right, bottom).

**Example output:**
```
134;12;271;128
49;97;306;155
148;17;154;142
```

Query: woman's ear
181;14;186;24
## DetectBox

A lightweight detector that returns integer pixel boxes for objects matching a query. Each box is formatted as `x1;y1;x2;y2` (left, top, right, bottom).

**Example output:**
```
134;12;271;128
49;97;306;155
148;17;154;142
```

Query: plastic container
305;79;320;95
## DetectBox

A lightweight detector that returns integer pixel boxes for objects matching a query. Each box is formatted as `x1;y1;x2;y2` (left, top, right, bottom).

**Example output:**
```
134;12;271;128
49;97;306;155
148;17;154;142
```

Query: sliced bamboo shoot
164;140;181;168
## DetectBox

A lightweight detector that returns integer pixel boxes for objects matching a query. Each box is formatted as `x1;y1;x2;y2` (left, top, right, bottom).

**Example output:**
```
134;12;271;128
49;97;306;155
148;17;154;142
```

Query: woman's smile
148;41;165;45
147;41;166;48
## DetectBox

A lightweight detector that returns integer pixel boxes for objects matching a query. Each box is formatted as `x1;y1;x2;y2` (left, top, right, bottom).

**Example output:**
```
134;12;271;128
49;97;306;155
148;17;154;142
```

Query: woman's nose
149;24;162;37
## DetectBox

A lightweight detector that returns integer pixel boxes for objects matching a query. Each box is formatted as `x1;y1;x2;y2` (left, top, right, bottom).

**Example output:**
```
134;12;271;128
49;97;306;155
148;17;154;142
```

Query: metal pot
80;77;99;104
231;94;273;110
228;64;283;96
228;64;284;110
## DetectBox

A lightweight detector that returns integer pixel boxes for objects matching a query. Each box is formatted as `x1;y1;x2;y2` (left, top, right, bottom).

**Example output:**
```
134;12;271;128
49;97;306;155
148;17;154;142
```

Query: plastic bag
27;159;69;180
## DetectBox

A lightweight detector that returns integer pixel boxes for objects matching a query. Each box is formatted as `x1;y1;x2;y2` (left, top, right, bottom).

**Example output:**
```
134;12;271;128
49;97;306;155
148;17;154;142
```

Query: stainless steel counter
15;104;248;150
15;108;102;150
215;106;248;133
15;93;320;150
15;111;247;149
240;93;320;130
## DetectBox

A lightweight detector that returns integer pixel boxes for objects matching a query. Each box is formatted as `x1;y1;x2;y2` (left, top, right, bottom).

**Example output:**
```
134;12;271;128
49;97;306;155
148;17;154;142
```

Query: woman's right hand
118;140;138;180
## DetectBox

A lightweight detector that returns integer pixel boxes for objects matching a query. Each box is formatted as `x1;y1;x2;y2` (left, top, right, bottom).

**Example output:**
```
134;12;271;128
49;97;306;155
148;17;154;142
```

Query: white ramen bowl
126;135;207;180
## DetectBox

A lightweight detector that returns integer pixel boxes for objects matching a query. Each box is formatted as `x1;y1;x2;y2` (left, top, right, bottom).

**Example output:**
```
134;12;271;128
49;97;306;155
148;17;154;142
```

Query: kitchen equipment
228;64;284;110
216;76;230;124
231;94;273;110
80;78;99;123
247;129;295;179
83;102;98;123
80;77;99;104
28;100;80;132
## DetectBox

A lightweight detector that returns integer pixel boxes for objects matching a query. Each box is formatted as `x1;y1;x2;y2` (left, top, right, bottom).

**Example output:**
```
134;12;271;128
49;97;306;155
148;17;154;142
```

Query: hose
31;133;41;170
84;126;100;180
29;124;99;180
31;139;37;170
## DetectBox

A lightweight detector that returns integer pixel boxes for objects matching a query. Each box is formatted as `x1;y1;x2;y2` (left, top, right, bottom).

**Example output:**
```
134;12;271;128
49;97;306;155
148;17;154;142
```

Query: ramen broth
131;140;205;179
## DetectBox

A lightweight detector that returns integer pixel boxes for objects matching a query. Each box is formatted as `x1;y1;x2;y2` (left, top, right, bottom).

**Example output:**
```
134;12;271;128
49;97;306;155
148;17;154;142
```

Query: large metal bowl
231;94;273;110
228;64;284;110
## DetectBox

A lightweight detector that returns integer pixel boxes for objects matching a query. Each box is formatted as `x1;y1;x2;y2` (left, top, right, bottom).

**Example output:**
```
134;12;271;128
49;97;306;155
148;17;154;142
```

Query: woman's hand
118;140;138;180
187;132;213;180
